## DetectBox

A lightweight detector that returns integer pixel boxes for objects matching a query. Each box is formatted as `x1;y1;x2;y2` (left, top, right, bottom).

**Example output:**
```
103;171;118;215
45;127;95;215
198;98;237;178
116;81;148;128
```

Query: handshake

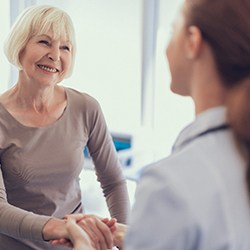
43;214;127;250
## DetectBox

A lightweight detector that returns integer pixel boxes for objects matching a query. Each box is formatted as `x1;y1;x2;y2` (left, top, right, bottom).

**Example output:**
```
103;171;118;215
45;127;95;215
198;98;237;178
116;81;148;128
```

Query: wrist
113;223;127;249
42;218;67;241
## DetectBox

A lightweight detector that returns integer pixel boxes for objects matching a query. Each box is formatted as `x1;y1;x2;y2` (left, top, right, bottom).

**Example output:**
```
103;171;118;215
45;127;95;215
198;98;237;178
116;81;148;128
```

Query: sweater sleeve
86;98;130;223
0;168;51;241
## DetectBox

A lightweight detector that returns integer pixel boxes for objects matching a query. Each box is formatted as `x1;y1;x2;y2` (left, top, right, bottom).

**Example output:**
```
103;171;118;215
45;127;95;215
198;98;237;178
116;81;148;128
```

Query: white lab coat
125;106;250;250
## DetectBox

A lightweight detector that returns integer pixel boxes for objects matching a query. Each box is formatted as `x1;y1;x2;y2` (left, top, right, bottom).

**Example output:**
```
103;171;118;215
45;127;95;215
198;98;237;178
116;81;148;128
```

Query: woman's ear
185;25;203;59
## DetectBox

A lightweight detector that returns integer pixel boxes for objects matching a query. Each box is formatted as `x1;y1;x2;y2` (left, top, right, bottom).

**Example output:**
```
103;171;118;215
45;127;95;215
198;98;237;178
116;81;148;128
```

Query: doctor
125;0;250;249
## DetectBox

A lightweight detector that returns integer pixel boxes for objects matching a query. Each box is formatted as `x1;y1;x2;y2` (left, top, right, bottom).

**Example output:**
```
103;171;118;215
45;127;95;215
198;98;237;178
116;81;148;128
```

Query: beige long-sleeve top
0;87;129;249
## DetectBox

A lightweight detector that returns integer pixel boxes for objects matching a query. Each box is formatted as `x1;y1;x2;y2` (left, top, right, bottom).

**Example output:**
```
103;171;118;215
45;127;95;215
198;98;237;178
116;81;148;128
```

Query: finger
108;218;117;233
77;218;102;249
95;218;114;249
101;218;117;233
66;219;94;248
77;216;112;250
102;217;117;227
67;218;87;239
50;238;73;247
64;213;85;222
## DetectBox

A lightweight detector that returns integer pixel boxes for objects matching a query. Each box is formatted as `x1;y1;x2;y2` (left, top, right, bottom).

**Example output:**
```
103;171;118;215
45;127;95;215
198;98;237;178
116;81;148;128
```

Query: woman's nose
48;47;60;61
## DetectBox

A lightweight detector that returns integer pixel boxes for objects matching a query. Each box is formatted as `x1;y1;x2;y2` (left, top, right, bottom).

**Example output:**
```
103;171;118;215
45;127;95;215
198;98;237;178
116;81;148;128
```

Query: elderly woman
0;5;129;249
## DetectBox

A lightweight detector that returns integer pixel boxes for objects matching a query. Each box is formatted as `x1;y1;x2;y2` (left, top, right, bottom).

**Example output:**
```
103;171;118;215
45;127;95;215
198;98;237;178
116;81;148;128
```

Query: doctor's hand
112;222;127;250
65;216;94;250
75;214;115;250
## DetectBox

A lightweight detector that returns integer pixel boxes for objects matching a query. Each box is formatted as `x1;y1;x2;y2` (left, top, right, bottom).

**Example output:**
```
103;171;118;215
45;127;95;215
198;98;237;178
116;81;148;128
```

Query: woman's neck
11;82;61;114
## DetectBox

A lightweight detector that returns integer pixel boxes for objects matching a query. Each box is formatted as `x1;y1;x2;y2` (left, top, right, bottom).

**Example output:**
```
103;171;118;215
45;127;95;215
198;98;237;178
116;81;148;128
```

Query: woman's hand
42;217;68;241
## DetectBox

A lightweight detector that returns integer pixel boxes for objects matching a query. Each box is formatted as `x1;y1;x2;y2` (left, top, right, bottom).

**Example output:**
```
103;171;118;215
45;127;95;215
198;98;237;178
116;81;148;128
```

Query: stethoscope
173;124;230;151
196;124;230;138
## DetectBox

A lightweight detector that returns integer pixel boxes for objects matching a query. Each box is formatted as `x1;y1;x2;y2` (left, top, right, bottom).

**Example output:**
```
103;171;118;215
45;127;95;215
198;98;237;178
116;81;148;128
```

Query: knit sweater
0;87;129;249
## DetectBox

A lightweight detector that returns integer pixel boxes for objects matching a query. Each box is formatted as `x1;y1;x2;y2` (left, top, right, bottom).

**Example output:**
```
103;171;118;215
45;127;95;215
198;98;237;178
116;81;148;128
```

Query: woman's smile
37;64;59;73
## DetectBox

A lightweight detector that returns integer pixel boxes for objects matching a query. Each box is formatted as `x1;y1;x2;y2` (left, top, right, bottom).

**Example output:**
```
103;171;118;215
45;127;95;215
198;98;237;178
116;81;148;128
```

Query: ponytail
227;80;250;193
185;0;250;194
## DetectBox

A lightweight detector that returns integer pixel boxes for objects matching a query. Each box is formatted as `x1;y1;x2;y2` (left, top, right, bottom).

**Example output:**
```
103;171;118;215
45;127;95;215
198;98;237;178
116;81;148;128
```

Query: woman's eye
38;40;49;45
62;46;70;51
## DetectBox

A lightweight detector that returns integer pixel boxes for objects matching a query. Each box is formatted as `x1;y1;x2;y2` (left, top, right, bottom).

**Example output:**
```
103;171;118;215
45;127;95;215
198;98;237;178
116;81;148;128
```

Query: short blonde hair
4;5;76;78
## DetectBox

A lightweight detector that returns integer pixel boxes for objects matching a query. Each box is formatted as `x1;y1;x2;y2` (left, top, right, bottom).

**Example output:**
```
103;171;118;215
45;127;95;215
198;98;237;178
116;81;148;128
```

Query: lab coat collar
172;106;228;152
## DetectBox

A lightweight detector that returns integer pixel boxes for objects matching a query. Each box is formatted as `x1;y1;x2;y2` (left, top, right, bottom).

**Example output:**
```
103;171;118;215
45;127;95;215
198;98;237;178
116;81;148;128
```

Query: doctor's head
167;0;250;95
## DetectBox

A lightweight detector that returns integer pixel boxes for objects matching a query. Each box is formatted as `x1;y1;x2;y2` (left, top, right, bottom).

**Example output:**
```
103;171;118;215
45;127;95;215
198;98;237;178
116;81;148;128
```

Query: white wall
152;0;194;158
0;0;10;93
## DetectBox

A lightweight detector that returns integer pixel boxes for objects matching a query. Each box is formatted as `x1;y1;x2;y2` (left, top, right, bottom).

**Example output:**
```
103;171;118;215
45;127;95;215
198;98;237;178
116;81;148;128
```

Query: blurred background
1;0;194;217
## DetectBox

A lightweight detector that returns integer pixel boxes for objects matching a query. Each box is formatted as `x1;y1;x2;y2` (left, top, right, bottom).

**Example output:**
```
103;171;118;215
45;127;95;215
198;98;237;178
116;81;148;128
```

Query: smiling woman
0;4;129;250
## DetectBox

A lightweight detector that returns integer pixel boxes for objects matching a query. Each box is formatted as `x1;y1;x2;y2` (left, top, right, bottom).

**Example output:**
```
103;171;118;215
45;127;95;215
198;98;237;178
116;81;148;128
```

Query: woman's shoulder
65;87;100;109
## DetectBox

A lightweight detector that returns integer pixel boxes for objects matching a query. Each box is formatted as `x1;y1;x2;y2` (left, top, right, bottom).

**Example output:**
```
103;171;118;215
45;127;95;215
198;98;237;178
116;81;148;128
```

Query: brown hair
184;0;250;191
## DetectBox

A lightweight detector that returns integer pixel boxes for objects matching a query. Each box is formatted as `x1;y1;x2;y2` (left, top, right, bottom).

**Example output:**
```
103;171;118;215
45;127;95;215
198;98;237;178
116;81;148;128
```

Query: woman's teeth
38;65;57;73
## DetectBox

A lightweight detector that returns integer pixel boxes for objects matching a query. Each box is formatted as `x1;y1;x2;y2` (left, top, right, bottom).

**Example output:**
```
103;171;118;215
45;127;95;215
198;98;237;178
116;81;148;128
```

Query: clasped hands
48;214;127;250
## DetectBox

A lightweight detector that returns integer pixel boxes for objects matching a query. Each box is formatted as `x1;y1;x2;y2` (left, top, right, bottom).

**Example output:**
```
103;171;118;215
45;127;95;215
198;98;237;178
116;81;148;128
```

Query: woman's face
19;30;72;87
166;9;192;96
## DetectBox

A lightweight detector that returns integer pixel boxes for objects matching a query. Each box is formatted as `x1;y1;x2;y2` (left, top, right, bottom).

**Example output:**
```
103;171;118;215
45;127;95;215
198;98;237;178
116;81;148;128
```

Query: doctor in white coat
125;0;250;249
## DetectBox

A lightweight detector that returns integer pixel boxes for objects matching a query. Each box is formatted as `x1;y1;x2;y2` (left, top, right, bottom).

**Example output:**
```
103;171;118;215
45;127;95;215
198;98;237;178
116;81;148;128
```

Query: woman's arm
86;99;130;223
0;168;52;241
